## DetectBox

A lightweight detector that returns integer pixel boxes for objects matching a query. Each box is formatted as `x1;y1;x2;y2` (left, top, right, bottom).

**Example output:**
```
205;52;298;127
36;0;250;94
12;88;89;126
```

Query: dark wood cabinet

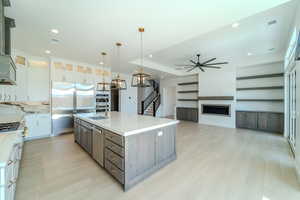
236;111;284;134
74;120;80;143
176;107;198;122
236;111;257;129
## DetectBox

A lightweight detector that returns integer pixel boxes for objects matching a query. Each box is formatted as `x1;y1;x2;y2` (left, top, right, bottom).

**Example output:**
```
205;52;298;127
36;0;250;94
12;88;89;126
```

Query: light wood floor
16;121;300;200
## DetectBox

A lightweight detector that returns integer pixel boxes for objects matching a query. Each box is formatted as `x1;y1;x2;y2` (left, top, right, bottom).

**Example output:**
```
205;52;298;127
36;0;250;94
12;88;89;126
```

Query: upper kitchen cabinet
27;59;50;102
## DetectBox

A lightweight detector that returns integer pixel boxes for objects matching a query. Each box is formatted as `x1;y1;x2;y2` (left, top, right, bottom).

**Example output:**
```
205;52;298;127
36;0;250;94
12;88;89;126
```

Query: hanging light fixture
131;27;151;87
96;52;111;91
111;43;127;90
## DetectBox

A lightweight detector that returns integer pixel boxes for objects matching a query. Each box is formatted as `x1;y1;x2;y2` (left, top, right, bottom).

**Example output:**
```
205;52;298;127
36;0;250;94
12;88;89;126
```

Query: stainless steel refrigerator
51;82;96;136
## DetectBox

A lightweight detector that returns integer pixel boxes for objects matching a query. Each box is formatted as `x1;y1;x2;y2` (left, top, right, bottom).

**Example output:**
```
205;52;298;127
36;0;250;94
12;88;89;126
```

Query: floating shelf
177;99;198;101
237;99;284;102
177;82;198;86
177;90;198;93
198;96;234;100
236;73;284;80
236;86;284;91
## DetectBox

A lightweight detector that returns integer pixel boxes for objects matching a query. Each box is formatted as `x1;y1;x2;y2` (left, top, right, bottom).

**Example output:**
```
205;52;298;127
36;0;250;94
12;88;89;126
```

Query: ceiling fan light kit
175;54;228;72
131;27;151;87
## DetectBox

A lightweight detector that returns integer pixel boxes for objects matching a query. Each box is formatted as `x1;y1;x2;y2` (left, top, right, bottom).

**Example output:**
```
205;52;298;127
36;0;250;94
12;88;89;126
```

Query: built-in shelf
236;73;284;80
177;82;198;86
177;90;198;93
177;99;198;101
198;96;234;100
236;86;284;91
237;99;284;102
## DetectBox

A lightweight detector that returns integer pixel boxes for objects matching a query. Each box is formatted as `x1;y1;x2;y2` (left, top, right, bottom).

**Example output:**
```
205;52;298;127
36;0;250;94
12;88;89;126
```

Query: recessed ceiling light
247;52;253;56
232;22;240;28
51;29;59;34
149;54;153;58
45;50;51;54
99;61;104;65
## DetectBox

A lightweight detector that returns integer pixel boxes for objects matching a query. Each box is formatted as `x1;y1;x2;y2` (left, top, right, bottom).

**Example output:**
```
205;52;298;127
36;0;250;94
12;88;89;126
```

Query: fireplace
201;104;230;116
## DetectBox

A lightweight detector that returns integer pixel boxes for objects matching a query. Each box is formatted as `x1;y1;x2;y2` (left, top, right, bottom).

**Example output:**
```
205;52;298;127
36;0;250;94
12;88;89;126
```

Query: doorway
162;86;176;118
111;89;119;111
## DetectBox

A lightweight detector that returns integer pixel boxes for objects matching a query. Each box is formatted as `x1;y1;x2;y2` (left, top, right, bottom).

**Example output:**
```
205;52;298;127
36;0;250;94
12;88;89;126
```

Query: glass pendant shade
111;42;127;90
97;81;110;91
131;71;151;87
111;74;127;90
97;52;110;91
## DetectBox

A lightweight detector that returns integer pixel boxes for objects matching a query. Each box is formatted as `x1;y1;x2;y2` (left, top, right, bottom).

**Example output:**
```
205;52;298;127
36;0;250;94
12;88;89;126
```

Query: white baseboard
25;134;50;141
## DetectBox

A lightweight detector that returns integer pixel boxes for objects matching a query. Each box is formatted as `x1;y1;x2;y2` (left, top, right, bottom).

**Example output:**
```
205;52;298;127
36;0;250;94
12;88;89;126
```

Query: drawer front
105;160;124;184
105;139;124;157
105;149;124;170
80;120;93;129
105;131;124;147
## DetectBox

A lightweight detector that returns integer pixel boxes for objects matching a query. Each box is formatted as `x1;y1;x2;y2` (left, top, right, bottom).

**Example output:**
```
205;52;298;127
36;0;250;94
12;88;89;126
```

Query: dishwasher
92;127;104;167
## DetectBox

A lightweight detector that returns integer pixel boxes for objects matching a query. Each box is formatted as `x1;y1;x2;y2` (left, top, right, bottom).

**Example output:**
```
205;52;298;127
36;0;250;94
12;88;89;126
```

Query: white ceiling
6;0;294;77
144;0;297;75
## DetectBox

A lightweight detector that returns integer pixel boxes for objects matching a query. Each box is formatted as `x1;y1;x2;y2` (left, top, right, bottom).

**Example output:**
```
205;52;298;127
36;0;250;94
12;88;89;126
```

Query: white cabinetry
15;65;28;102
27;66;49;102
25;113;51;140
0;143;22;200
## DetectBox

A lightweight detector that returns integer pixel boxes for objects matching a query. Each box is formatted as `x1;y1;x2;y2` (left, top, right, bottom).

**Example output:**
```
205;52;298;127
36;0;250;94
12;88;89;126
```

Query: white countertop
0;132;23;167
75;112;179;136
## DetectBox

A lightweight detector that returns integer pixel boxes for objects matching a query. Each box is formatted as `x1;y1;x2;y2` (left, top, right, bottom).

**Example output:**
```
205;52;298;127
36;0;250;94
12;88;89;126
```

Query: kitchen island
74;112;179;191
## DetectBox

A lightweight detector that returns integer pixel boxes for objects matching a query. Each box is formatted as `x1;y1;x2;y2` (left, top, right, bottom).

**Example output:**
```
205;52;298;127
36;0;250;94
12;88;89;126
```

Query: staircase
141;80;161;117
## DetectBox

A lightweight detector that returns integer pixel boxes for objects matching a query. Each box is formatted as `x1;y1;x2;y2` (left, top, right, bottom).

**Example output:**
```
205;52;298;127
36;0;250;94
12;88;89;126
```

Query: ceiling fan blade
202;66;221;69
175;66;193;70
205;62;228;65
202;58;216;65
175;64;195;66
186;66;197;72
189;60;197;65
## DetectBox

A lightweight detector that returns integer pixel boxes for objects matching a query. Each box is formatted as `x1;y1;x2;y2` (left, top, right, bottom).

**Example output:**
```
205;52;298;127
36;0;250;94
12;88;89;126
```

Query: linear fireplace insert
201;104;230;116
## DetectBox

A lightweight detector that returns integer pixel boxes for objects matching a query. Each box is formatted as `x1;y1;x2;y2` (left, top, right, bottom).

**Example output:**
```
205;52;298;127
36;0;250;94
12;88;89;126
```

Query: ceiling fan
175;54;228;72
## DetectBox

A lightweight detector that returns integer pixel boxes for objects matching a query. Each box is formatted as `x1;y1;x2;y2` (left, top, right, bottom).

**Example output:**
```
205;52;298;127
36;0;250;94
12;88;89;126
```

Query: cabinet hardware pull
7;160;13;165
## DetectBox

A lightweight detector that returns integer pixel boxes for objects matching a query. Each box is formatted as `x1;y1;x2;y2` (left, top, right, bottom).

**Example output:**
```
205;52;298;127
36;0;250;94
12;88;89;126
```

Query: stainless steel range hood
0;55;16;85
0;1;16;85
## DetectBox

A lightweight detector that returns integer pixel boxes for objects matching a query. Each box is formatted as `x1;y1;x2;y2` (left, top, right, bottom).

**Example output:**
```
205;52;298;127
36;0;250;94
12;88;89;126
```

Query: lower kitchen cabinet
25;113;51;140
92;127;104;167
0;142;23;200
176;107;198;122
236;111;284;134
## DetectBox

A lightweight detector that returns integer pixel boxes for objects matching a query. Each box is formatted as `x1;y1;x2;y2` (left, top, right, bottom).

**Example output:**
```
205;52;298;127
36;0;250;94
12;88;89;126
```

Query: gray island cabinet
74;112;179;191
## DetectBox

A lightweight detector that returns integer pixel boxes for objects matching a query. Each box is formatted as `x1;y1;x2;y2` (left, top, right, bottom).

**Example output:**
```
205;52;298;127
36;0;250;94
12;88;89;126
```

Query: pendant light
111;42;127;90
97;52;110;91
131;27;151;87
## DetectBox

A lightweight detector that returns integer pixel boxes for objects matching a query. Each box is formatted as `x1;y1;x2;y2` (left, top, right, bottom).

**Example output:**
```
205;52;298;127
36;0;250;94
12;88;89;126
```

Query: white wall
159;75;198;118
198;65;236;128
236;62;284;112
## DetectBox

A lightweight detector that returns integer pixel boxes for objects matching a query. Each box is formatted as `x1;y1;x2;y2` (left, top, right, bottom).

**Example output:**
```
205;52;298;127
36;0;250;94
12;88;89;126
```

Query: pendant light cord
140;30;143;68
